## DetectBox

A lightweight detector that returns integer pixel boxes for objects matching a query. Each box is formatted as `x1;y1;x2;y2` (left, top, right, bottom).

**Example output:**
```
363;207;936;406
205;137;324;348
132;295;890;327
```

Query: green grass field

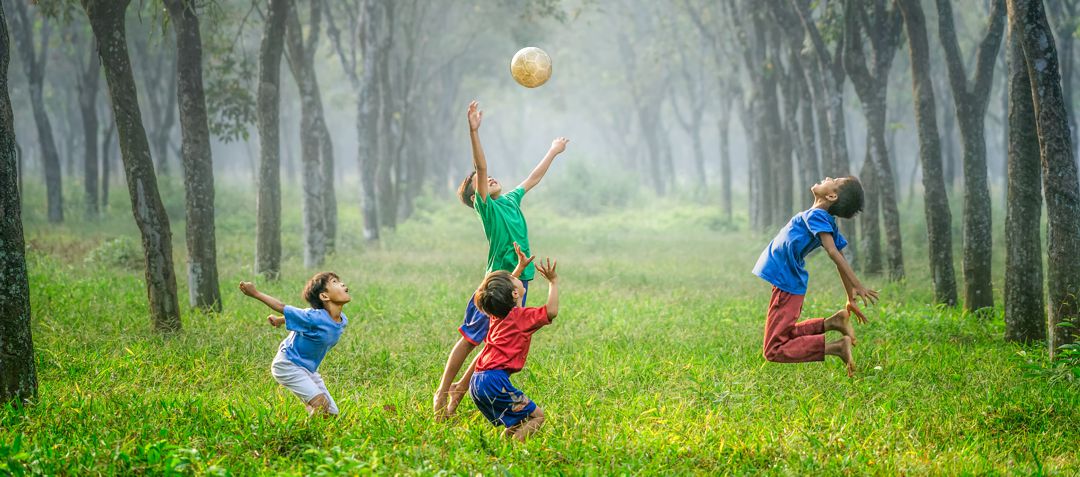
2;179;1078;475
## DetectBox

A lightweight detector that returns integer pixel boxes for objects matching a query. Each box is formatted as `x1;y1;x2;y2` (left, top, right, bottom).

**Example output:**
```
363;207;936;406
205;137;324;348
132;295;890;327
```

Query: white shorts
270;352;339;415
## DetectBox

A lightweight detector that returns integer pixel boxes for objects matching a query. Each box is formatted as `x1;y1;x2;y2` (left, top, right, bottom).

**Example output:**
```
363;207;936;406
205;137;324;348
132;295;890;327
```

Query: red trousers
763;287;825;363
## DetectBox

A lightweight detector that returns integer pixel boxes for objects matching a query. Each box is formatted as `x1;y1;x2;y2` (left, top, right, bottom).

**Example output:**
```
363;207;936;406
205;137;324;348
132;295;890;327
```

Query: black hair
474;271;517;318
828;176;864;219
302;272;339;309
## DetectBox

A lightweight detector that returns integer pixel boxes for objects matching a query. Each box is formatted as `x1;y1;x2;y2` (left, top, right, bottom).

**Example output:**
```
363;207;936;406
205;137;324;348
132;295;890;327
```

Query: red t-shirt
475;306;551;374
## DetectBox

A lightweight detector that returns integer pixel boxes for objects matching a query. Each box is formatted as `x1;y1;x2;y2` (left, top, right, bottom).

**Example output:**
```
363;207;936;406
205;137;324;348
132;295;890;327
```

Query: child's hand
467;100;483;131
535;258;558;283
847;300;869;324
267;315;284;328
852;286;879;307
513;242;535;269
549;137;569;154
239;281;258;297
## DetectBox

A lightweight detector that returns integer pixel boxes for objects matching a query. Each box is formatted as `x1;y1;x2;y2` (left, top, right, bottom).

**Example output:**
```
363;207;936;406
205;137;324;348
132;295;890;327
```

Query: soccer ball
510;47;552;88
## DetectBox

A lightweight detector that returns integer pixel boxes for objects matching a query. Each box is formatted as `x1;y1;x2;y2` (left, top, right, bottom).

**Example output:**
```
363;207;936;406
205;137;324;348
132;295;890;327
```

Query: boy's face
320;277;352;305
811;177;845;203
475;175;503;197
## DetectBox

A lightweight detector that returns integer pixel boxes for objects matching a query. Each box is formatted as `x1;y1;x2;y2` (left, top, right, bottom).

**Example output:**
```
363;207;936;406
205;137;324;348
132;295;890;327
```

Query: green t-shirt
474;186;534;281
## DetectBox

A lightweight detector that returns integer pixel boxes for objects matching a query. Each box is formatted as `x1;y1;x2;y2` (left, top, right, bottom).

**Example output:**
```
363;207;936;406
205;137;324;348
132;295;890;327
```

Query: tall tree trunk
357;0;380;242
83;0;181;332
1009;0;1080;356
844;0;905;280
1004;25;1045;342
0;1;36;404
77;39;101;219
898;0;959;306
165;0;221;312
285;0;327;268
718;99;732;221
6;0;61;222
858;153;883;274
937;0;1004;312
100;112;115;209
376;24;398;230
255;0;290;279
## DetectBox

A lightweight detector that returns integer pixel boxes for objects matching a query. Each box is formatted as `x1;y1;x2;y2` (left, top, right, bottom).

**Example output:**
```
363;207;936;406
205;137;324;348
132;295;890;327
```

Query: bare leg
823;308;856;345
511;407;545;442
434;337;477;419
446;350;482;416
825;336;856;377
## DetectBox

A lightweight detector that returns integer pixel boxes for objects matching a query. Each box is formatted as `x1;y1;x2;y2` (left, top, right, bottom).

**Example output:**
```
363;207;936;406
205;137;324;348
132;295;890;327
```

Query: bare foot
829;309;857;346
445;382;468;416
433;391;449;421
838;336;856;378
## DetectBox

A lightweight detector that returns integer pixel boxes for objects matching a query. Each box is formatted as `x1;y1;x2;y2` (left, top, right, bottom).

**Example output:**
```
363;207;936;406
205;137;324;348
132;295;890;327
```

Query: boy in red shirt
469;255;559;442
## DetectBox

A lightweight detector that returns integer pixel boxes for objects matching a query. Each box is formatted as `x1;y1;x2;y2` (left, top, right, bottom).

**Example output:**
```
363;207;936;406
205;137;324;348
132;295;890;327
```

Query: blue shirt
279;305;348;373
752;208;848;295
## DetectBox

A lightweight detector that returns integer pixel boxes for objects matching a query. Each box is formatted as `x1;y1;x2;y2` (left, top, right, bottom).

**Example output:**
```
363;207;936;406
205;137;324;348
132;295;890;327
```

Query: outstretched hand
852;286;879;308
513;242;535;270
847;300;869;324
535;258;558;283
239;281;258;297
468;100;483;131
549;137;569;154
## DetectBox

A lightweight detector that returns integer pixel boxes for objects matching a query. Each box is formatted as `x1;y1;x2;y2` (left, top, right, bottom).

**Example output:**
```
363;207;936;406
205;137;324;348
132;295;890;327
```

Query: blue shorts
469;369;537;428
459;280;529;345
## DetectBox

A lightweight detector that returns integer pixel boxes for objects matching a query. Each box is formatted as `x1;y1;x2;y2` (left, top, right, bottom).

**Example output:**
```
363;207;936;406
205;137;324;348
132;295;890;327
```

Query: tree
73;28;100;219
284;0;330;268
164;0;222;312
82;0;181;332
255;0;290;279
897;0;958;306
937;0;1005;312
0;0;37;404
5;0;62;222
1003;23;1044;343
1008;0;1080;356
843;0;905;279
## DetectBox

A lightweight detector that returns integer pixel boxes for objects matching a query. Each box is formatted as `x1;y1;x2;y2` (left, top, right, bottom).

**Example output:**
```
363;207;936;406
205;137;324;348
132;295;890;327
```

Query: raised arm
535;258;559;319
468;101;489;201
239;281;286;313
820;233;878;323
518;137;568;193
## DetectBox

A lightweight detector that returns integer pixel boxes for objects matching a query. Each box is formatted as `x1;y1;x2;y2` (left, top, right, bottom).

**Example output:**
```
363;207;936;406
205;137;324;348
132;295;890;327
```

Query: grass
2;178;1078;475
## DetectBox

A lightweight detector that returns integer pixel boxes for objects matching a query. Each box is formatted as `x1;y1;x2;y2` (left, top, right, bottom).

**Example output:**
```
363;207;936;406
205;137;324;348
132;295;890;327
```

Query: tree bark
718;97;733;221
255;0;290;279
0;0;37;404
356;0;381;241
285;0;327;268
77;37;101;219
1004;24;1045;343
6;0;62;222
1009;0;1080;356
164;0;221;312
843;0;905;280
898;0;958;306
100;112;115;209
937;0;1004;312
83;0;182;332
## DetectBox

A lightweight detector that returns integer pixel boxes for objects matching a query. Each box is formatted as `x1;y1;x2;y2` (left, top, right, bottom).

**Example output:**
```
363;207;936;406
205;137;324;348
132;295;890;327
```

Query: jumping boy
470;253;559;442
433;100;568;418
239;273;350;415
751;176;879;377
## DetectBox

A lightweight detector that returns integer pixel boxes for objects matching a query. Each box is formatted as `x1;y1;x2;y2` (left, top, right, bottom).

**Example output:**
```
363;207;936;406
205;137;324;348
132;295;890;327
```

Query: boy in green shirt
433;100;568;419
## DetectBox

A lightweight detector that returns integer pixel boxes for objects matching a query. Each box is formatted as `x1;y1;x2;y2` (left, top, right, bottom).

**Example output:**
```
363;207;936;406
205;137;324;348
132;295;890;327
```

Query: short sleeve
473;191;491;214
807;209;846;251
503;187;525;207
283;305;313;332
520;306;551;333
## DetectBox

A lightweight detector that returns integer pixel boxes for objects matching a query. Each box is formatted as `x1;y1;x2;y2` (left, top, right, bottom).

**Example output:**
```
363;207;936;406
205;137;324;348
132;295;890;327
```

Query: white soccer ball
510;47;552;88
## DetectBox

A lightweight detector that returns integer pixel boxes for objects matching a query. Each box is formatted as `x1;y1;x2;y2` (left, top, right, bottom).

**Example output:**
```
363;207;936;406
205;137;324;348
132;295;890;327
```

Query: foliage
83;236;142;271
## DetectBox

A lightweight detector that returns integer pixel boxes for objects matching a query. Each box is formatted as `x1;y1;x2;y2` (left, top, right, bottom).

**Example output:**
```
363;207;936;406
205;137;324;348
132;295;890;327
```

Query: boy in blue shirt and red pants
752;176;879;377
